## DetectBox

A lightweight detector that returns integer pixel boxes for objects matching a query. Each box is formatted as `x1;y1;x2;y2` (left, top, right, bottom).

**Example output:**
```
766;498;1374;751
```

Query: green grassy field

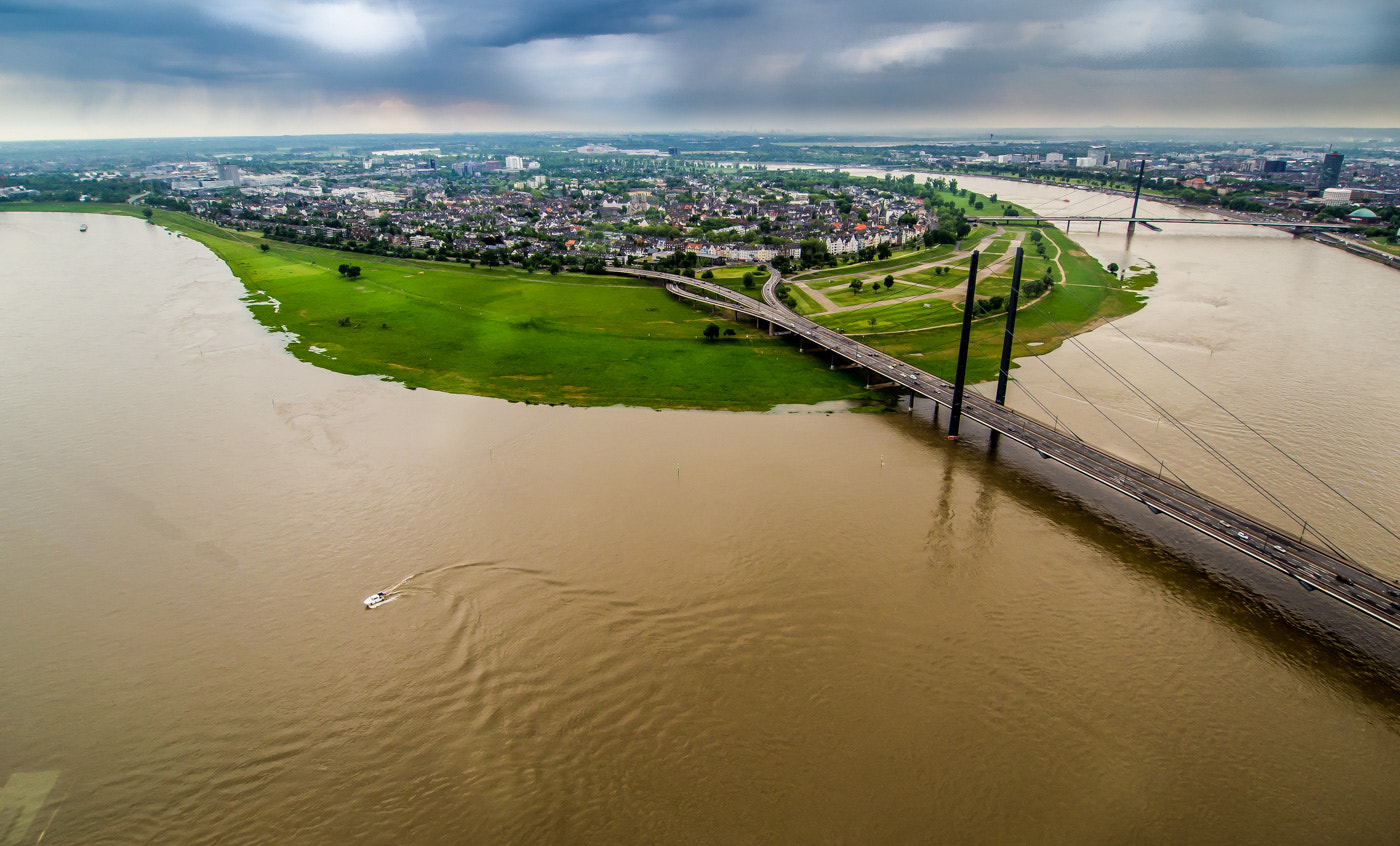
856;233;1150;382
815;299;962;333
1364;238;1400;258
821;281;934;308
791;244;956;281
11;202;1153;405
10;205;877;410
785;284;825;316
701;265;767;301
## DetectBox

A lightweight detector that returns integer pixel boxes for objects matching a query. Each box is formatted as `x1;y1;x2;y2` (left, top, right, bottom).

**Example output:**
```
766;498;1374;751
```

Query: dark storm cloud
1;0;1396;136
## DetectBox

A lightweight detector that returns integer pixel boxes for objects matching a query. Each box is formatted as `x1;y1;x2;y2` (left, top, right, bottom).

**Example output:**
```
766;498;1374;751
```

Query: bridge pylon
947;250;980;439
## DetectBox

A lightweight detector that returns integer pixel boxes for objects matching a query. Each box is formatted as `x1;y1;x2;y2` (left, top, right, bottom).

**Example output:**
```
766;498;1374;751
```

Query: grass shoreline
8;202;1154;408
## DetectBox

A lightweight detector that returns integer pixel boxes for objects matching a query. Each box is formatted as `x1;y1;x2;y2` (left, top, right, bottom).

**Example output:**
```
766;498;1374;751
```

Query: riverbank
5;203;1151;407
8;207;881;410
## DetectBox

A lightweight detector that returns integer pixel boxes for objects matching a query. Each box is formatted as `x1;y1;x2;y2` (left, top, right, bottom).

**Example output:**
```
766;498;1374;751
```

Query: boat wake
363;560;499;609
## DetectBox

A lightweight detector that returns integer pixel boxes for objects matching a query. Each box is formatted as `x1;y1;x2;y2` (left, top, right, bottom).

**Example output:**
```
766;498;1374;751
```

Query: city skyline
1;0;1398;141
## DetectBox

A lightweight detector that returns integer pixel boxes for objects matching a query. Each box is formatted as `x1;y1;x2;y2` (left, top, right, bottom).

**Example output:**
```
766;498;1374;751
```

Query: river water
3;210;1400;843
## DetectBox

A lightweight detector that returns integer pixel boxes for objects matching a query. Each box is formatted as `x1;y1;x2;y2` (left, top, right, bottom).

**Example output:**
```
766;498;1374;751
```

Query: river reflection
4;212;1400;844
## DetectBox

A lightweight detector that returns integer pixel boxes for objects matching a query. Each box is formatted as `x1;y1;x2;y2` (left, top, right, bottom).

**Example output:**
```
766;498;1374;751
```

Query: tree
347;266;361;279
884;275;895;289
742;271;755;289
338;264;349;275
799;238;831;269
724;328;736;337
142;208;153;220
260;244;270;252
701;269;714;279
1042;268;1053;285
703;322;720;340
877;242;892;260
849;279;864;294
1107;262;1119;273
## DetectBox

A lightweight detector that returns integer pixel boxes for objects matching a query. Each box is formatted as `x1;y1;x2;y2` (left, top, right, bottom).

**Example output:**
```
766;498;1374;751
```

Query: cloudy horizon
2;0;1397;141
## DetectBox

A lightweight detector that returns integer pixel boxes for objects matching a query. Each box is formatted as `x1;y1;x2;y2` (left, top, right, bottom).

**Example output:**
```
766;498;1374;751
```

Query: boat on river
79;224;87;232
364;591;393;609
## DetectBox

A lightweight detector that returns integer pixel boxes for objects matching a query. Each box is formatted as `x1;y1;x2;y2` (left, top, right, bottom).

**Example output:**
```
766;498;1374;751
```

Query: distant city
3;134;1398;268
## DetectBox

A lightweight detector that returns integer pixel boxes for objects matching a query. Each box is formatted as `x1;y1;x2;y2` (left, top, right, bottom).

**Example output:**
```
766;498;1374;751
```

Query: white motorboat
364;591;393;609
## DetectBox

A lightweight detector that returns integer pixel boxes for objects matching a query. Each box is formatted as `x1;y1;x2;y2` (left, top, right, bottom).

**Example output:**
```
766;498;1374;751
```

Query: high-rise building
1262;159;1287;174
1319;152;1343;189
504;155;525;171
217;164;242;186
1088;145;1109;167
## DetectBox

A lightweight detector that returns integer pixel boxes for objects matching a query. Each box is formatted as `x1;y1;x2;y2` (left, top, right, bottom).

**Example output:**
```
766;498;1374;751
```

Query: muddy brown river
3;209;1400;843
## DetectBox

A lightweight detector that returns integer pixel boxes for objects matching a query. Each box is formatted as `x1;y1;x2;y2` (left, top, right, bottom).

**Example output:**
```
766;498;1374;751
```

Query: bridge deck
969;215;1354;230
612;266;1400;634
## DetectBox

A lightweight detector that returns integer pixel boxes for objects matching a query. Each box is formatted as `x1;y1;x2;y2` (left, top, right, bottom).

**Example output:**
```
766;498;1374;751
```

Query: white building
504;155;525;171
1322;187;1353;205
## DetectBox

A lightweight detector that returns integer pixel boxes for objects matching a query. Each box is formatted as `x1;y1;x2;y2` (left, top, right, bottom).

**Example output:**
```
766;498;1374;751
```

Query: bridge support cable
947;251;980;439
1052;296;1400;551
1068;195;1130;220
1021;297;1355;561
971;314;1191;486
1033;269;1398;554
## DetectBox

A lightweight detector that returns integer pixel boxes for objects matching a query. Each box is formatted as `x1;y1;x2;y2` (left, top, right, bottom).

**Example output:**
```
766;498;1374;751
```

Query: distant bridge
611;264;1400;637
968;215;1355;233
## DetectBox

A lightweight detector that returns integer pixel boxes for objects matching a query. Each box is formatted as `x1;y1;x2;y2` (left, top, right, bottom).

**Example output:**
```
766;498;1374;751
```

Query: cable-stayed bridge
611;263;1400;637
968;215;1354;233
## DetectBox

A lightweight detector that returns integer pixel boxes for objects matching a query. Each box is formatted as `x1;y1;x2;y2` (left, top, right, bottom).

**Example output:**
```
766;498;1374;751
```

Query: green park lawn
816;299;963;334
11;202;1153;407
12;205;876;410
781;283;825;316
701;265;767;301
821;280;936;308
854;232;1151;382
792;244;956;282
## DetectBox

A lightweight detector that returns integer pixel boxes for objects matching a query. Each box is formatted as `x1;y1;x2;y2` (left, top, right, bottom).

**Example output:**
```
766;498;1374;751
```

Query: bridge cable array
972;369;1080;443
1022;272;1394;560
1019;296;1345;555
1058;194;1128;220
969;312;1192;492
1071;301;1400;550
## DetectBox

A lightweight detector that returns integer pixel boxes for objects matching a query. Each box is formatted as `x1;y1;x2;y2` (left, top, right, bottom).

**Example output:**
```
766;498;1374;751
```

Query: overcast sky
1;0;1397;140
